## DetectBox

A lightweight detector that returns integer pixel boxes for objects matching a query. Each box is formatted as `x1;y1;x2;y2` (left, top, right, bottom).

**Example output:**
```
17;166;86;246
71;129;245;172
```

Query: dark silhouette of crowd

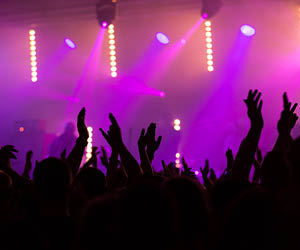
1;89;300;250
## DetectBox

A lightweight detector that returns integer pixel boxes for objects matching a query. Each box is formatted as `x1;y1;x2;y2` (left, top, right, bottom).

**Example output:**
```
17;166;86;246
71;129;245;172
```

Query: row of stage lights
29;29;38;82
28;22;256;82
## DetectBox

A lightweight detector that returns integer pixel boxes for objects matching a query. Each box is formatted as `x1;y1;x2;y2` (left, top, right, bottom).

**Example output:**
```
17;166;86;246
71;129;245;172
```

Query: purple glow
160;92;166;98
240;25;256;37
156;33;170;45
202;13;208;19
101;21;108;28
64;38;76;49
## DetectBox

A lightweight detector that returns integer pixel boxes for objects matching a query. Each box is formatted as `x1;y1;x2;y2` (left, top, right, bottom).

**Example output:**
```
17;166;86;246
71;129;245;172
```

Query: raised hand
200;159;214;189
144;123;162;163
77;107;89;143
273;93;298;152
100;113;123;150
225;148;234;172
209;168;217;183
162;160;179;177
23;150;33;179
67;108;89;177
181;157;195;178
277;92;298;135
0;145;18;171
138;128;147;149
200;159;210;180
244;89;263;129
100;113;142;185
232;90;264;180
100;146;109;168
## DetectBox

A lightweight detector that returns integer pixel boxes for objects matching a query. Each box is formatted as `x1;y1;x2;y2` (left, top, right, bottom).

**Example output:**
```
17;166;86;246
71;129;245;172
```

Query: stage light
96;1;116;28
206;38;212;43
156;32;170;44
101;21;108;28
181;39;186;44
240;25;256;37
174;119;181;125
176;153;180;158
64;38;76;49
173;119;181;131
86;126;93;162
205;21;214;72
108;24;118;78
201;0;223;19
19;127;24;133
175;159;180;164
159;92;166;98
208;65;214;72
29;29;38;82
195;170;199;176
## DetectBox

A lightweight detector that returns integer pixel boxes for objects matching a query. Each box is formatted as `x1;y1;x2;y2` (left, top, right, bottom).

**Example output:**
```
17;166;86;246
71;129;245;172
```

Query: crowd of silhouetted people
1;89;300;250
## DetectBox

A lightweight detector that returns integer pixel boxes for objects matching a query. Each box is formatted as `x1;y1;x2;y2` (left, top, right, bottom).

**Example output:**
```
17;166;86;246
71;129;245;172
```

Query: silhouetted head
211;178;252;220
165;177;210;250
64;122;75;135
222;187;287;250
261;151;290;191
79;194;121;250
33;157;72;201
76;167;106;198
121;181;176;250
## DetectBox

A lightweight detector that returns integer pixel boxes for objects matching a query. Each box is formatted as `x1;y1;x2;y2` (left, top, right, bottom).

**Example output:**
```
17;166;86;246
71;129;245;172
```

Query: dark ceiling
0;0;298;25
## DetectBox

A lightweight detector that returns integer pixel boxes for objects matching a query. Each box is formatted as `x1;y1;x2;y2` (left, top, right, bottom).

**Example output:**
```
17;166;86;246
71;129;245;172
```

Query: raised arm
232;90;264;180
273;92;298;152
100;113;142;185
145;123;162;163
22;150;33;179
138;127;154;175
67;108;89;177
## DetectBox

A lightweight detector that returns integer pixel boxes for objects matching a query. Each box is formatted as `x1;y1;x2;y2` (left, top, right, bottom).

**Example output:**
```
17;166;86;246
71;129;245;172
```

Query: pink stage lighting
173;119;181;131
156;32;170;45
160;92;166;98
204;21;214;72
29;29;38;82
240;25;256;37
108;24;118;78
101;21;108;28
64;38;76;49
86;126;93;161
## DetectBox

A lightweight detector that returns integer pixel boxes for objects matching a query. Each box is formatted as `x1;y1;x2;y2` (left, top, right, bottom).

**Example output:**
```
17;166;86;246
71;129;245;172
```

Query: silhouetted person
49;122;76;158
